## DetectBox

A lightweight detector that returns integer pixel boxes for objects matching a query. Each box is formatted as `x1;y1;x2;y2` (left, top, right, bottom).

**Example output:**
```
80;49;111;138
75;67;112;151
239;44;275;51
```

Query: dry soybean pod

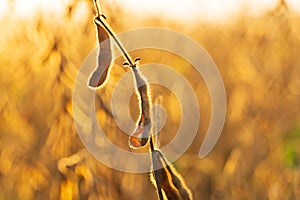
90;1;151;147
88;14;113;88
126;59;152;148
156;150;193;200
150;138;164;200
151;149;181;200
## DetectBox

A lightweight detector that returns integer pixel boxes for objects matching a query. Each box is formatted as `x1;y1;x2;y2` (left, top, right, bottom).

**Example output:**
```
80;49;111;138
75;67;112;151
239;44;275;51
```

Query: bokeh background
1;0;300;199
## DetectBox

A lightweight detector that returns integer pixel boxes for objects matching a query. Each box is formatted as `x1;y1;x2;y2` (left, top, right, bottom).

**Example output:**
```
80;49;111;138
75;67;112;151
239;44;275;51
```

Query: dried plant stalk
87;2;192;199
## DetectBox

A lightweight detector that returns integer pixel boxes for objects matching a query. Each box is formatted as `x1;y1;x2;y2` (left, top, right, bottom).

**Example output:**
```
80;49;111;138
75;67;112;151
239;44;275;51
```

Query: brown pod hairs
151;150;181;200
88;15;112;88
127;59;152;149
151;150;193;200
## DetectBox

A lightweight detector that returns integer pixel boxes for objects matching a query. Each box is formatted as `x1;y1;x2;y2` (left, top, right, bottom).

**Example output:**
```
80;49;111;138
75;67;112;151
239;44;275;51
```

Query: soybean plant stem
93;0;101;17
93;0;133;66
93;2;161;198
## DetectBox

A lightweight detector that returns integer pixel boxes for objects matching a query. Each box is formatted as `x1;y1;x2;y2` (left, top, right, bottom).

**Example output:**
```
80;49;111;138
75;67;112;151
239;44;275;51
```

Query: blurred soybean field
1;0;300;199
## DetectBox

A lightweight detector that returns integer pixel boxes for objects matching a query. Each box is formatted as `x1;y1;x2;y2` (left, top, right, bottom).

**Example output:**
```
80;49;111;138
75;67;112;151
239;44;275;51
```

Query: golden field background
1;0;300;199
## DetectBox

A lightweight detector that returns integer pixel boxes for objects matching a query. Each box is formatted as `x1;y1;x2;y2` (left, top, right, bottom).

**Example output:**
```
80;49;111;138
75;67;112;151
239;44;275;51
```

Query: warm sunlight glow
0;0;9;18
113;0;299;22
287;0;300;13
1;0;65;17
2;0;300;21
1;0;300;198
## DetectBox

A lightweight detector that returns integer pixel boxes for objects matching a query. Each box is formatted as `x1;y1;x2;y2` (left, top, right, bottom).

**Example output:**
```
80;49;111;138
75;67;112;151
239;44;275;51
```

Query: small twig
93;0;101;17
93;0;133;66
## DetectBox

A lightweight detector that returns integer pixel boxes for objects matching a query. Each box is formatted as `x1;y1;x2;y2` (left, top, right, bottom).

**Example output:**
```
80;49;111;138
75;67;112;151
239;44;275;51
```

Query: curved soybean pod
129;65;152;149
151;150;193;200
88;16;112;88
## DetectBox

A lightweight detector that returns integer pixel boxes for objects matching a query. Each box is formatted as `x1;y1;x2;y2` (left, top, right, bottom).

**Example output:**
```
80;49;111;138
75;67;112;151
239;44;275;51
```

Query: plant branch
91;2;171;199
93;0;133;66
93;0;101;17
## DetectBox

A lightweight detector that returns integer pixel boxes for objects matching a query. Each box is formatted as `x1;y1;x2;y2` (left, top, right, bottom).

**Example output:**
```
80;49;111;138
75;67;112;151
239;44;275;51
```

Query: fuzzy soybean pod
128;63;152;149
88;15;112;88
151;150;193;200
151;150;181;200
